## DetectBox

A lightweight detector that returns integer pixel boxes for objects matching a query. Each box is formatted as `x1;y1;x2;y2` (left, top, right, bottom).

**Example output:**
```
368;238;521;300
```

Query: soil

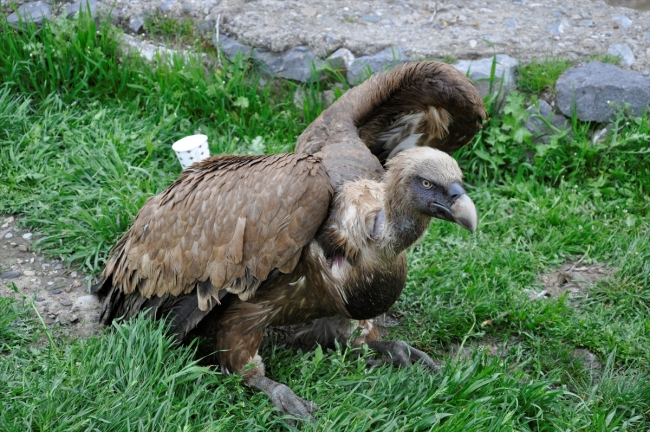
535;260;614;302
119;0;650;72
0;215;102;338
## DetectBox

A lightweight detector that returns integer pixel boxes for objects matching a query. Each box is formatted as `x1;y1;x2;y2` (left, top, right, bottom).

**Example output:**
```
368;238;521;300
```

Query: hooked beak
450;194;477;234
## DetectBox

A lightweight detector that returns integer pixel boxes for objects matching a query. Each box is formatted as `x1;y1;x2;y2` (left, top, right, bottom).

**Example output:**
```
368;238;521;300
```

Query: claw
367;340;441;372
248;374;318;425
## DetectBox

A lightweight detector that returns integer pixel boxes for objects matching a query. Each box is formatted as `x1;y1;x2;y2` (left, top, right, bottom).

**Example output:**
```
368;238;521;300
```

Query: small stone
18;245;28;252
129;16;144;33
70;271;78;277
50;289;62;294
158;0;175;13
60;299;73;307
65;287;72;293
326;48;355;71
5;232;13;239
552;11;563;18
469;39;477;48
36;297;45;302
643;70;650;77
73;280;81;287
23;270;35;276
47;281;54;286
547;21;564;37
611;16;632;30
22;233;33;240
4;216;14;224
361;14;379;22
7;1;53;26
72;295;101;312
9;242;17;247
65;0;98;18
0;271;21;279
643;33;650;43
54;264;63;270
607;43;635;67
580;20;594;27
505;18;517;29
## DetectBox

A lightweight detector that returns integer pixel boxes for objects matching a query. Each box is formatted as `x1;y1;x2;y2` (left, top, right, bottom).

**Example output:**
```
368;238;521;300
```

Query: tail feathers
97;280;226;341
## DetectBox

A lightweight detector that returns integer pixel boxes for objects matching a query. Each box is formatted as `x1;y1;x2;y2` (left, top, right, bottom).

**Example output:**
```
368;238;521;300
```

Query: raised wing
95;153;332;326
296;62;487;189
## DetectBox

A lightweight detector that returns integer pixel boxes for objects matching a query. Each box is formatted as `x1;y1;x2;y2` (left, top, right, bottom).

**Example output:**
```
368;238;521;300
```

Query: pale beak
450;194;478;234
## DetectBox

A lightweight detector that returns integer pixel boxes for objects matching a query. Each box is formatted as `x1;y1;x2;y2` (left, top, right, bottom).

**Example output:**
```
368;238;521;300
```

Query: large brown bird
94;61;487;420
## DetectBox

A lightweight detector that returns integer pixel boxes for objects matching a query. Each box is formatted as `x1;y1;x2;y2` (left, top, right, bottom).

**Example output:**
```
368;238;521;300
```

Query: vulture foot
366;340;440;372
248;374;318;424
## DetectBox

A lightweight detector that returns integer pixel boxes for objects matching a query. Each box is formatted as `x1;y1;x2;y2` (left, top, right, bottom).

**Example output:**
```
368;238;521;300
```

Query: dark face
409;176;467;223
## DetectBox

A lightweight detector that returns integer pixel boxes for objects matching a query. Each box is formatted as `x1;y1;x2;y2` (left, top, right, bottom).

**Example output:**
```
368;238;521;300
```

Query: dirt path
0;215;102;338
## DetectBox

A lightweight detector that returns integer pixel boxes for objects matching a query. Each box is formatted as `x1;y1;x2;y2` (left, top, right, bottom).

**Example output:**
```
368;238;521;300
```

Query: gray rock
215;34;253;60
7;1;52;26
36;297;45;302
129;16;144;33
546;21;564;37
50;289;62;294
22;233;32;240
65;0;98;18
524;100;571;143
346;46;408;85
326;48;355;71
253;46;325;82
556;61;650;122
5;232;12;239
362;14;379;23
644;33;650;43
159;0;176;13
453;54;519;100
294;88;337;111
505;18;517;29
611;15;632;29
72;295;101;312
607;43;635;67
0;271;20;279
60;299;73;307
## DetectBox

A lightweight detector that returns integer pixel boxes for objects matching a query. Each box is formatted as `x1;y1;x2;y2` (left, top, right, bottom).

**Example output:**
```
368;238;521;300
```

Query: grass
518;54;625;94
1;13;649;431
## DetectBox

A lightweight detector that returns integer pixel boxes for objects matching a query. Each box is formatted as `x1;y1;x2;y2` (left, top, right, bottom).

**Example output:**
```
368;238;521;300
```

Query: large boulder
556;61;650;122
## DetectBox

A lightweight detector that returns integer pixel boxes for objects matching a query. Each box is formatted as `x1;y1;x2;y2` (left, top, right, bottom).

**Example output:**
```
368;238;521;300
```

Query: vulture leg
365;340;440;372
211;299;318;423
247;374;318;424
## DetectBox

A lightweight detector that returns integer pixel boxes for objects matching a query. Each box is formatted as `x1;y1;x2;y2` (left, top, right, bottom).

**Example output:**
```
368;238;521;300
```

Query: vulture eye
420;179;432;189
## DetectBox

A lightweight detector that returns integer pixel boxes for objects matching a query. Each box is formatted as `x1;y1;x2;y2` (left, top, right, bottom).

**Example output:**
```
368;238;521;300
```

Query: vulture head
385;147;477;234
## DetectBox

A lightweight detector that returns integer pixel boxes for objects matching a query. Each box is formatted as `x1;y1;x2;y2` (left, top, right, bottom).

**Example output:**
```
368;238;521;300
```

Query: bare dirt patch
0;215;102;338
531;260;615;303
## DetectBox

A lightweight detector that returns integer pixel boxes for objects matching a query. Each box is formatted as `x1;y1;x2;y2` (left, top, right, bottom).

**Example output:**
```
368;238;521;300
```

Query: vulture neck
378;182;431;255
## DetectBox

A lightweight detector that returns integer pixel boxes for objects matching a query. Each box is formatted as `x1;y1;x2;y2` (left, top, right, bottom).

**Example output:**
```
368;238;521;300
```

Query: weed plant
0;14;649;431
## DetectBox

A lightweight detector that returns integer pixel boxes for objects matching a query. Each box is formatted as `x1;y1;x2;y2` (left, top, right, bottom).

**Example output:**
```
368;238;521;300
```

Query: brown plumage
94;61;486;422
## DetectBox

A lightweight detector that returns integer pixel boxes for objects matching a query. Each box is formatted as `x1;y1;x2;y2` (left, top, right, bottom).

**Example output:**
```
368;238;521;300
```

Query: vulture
94;61;487;420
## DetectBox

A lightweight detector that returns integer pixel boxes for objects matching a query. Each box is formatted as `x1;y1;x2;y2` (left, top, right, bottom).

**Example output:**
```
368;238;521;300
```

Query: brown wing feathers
96;153;332;326
297;61;487;167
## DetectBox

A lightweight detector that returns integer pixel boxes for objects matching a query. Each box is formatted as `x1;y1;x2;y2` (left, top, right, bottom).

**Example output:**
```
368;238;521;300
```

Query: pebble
0;270;21;279
60;299;73;307
22;233;33;240
469;39;477;48
23;270;35;276
505;18;517;29
50;289;62;294
54;264;63;270
611;15;632;29
70;271;78;277
607;43;635;66
5;232;13;239
47;281;54;286
18;245;28;252
36;297;45;302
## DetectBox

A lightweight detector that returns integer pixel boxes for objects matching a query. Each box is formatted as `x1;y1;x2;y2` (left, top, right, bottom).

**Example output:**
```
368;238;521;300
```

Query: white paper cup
172;134;210;169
